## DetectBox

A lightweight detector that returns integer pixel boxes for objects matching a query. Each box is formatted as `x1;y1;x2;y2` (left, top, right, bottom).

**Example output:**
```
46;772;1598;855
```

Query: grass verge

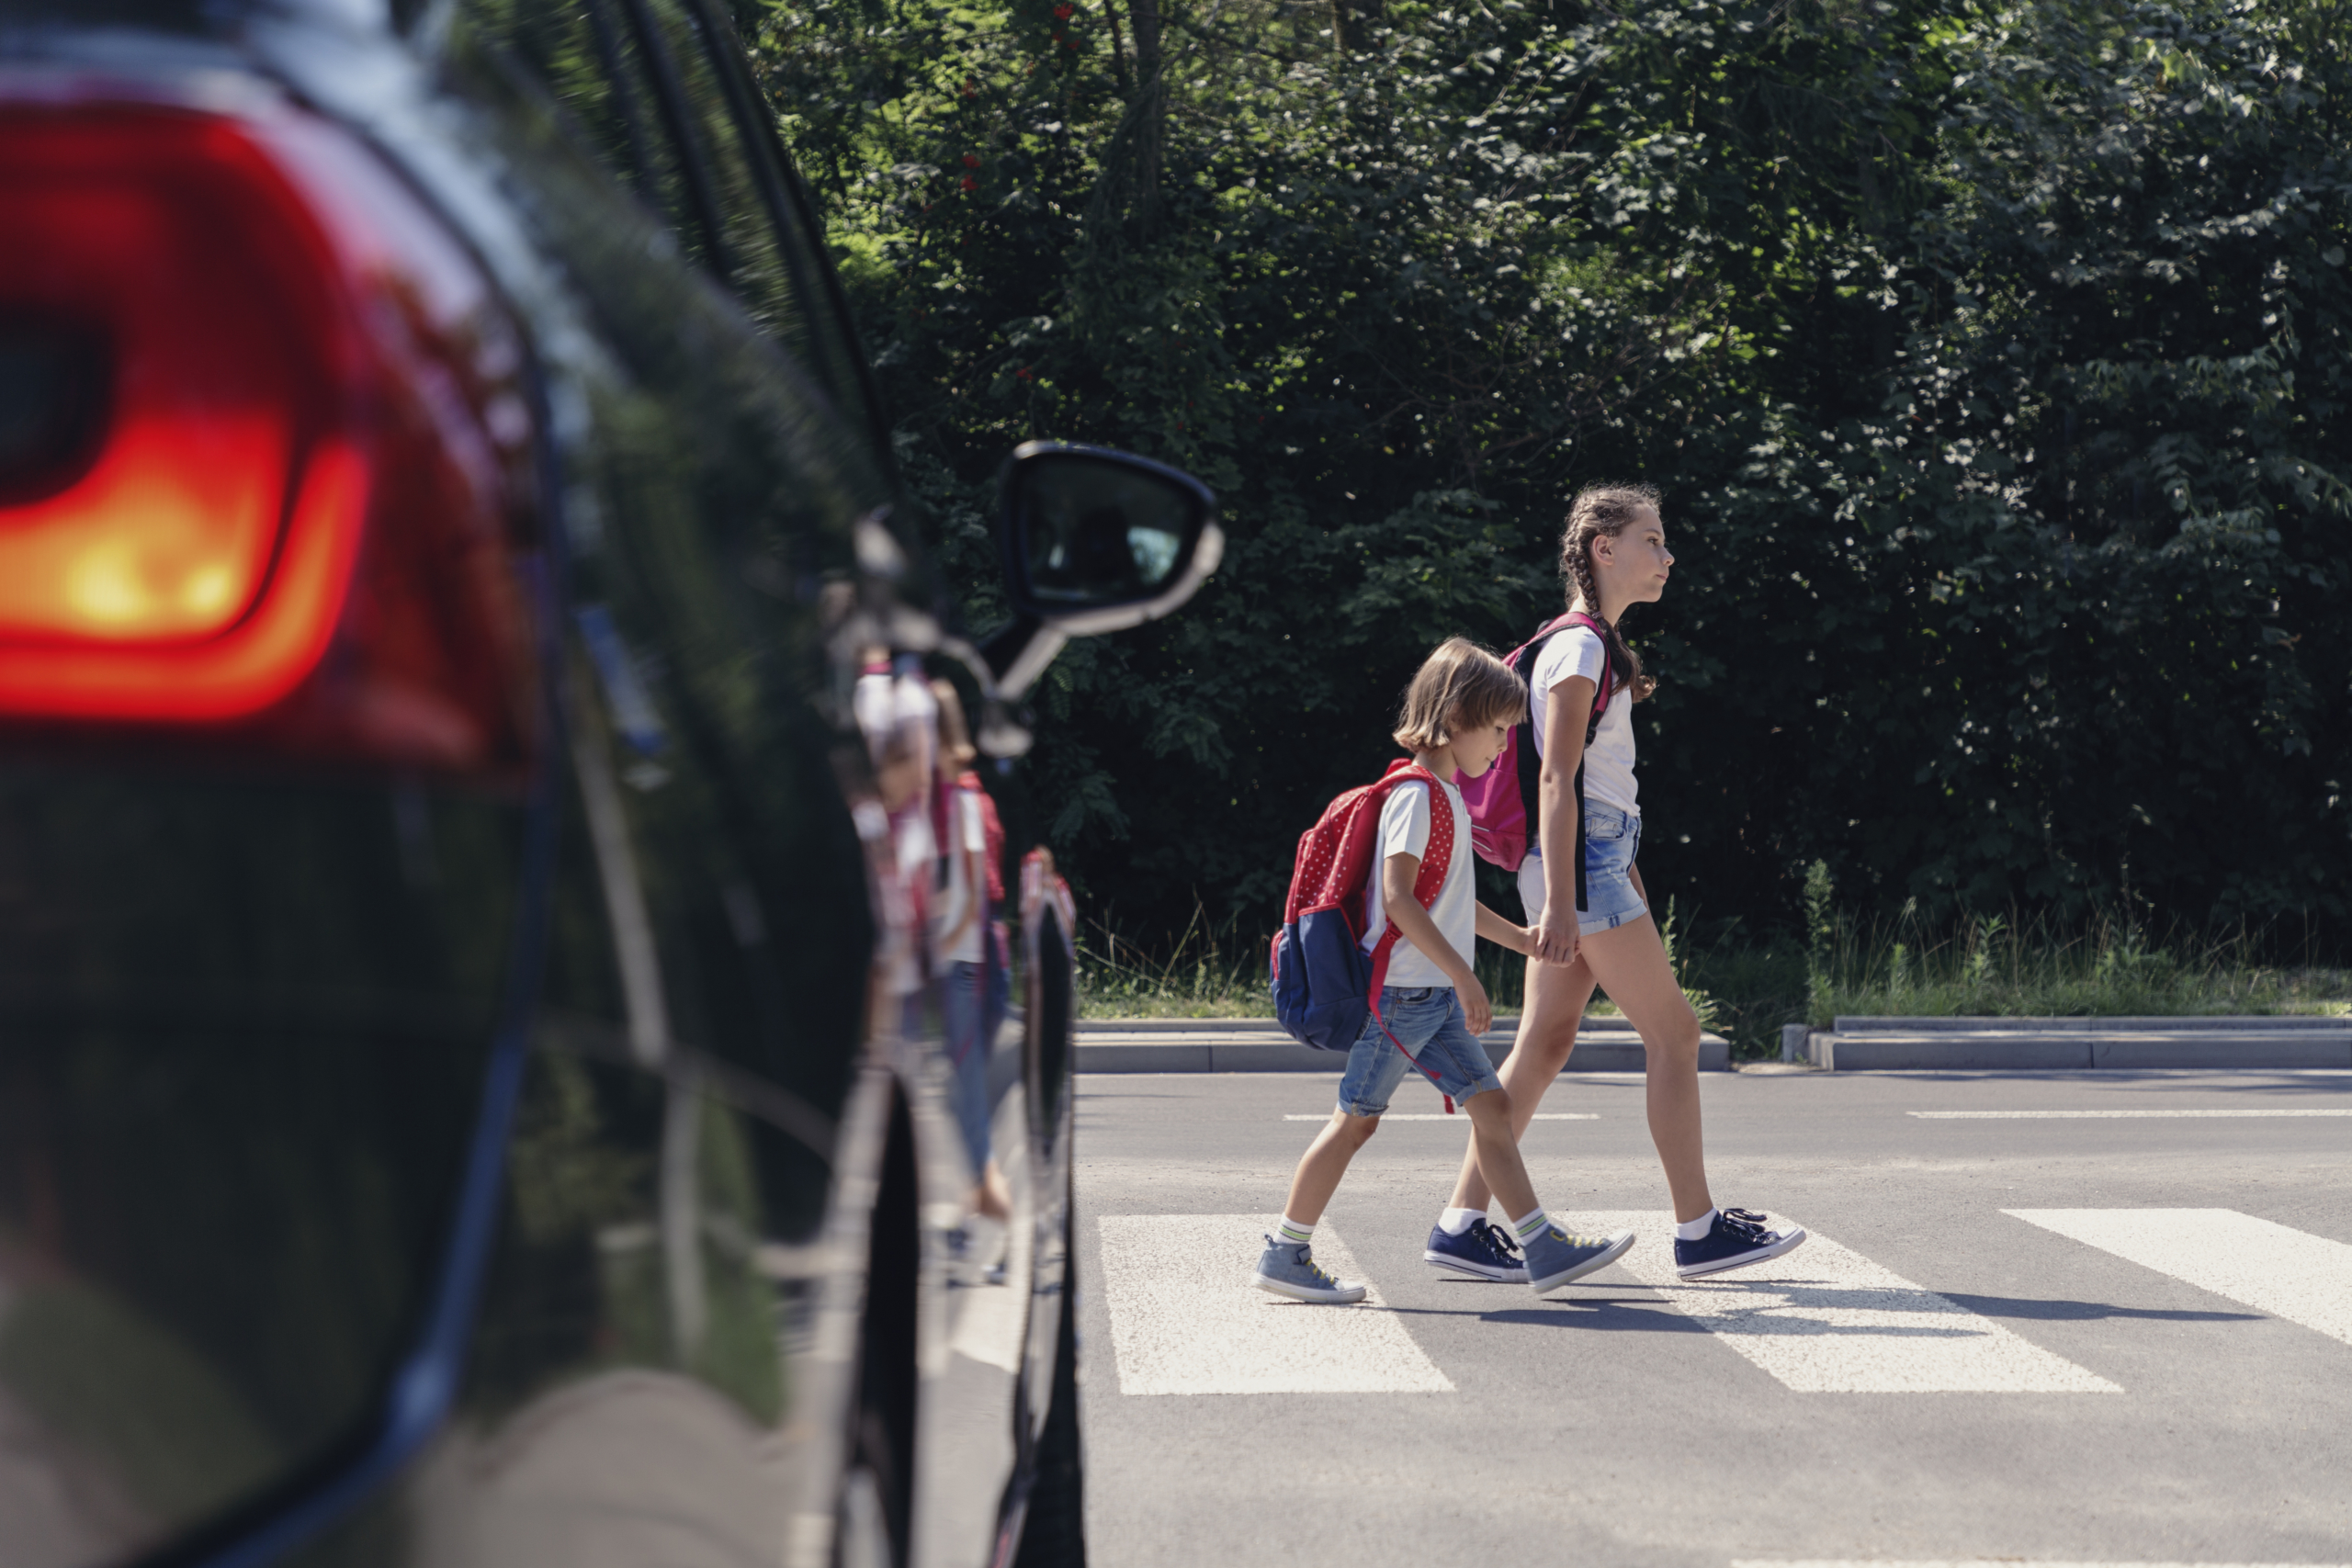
1075;891;2352;1059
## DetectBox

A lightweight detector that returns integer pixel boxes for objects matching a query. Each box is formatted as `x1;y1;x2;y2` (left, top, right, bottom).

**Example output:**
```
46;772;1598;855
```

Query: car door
394;3;1044;1564
0;1;1198;1561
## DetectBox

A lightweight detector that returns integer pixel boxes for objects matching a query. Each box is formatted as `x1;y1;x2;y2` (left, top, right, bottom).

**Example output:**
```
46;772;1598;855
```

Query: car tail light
0;98;540;773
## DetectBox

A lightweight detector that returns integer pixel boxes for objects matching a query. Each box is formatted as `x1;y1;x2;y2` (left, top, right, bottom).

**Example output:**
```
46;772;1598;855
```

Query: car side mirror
982;442;1221;699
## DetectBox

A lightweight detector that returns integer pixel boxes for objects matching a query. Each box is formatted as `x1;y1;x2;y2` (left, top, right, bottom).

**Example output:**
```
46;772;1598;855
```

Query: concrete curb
1075;1017;1730;1075
1781;1015;2352;1071
1833;1013;2349;1032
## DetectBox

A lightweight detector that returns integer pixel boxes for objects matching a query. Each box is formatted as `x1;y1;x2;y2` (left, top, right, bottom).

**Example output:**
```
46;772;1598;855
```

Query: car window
449;0;885;453
641;0;882;437
453;0;688;234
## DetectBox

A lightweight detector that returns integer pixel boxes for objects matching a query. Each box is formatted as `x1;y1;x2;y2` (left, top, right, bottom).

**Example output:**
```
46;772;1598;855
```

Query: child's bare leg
1449;952;1597;1211
1458;1088;1538;1221
1281;1109;1381;1226
973;1159;1012;1222
1578;915;1713;1222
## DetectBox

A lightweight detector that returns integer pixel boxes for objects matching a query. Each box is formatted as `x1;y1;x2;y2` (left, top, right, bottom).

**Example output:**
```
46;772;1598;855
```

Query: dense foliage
751;0;2352;951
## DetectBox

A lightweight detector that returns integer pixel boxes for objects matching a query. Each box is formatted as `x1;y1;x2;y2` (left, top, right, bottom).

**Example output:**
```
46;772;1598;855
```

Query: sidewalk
1783;1014;2352;1071
1074;1015;1731;1074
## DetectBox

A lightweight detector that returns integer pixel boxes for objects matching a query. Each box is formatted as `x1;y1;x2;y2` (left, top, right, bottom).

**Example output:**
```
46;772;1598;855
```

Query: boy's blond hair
1392;637;1526;751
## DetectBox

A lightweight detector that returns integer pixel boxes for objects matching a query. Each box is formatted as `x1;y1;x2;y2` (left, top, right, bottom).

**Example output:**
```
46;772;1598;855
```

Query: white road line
2005;1208;2352;1348
1279;1112;1597;1121
1579;1212;2120;1393
1094;1215;1453;1395
1733;1561;2351;1567
1913;1108;2352;1119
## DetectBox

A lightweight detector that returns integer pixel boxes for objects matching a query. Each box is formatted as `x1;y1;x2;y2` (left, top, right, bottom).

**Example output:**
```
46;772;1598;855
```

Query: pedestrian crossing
1094;1208;2350;1398
1278;1112;1598;1121
2006;1208;2352;1348
1732;1561;2351;1567
1912;1109;2352;1119
1576;1213;2118;1393
1096;1214;1453;1393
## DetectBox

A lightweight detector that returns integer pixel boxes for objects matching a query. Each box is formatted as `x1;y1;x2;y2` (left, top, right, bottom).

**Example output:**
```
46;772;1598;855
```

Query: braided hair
1557;483;1660;703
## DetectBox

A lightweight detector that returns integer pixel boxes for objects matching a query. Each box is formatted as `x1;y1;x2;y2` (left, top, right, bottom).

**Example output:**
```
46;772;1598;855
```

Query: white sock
1677;1208;1719;1242
1276;1214;1315;1247
1510;1207;1550;1245
1438;1207;1484;1236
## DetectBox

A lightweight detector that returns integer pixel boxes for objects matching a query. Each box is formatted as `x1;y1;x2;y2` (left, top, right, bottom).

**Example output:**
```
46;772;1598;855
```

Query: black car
0;2;1216;1565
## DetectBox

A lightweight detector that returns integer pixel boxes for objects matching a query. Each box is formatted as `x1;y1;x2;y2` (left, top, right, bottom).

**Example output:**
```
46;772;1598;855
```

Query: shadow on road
1935;1292;2259;1322
1377;1296;1714;1331
1378;1280;2260;1332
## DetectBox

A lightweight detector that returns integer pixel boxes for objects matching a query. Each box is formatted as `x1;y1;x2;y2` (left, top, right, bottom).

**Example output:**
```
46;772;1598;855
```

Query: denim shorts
1335;987;1504;1118
1518;803;1647;937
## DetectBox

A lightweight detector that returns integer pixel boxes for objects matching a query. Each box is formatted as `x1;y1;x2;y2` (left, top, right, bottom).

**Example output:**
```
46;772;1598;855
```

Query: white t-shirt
853;671;895;750
887;805;936;997
931;787;990;967
1529;625;1638;818
1360;777;1475;989
853;669;938;783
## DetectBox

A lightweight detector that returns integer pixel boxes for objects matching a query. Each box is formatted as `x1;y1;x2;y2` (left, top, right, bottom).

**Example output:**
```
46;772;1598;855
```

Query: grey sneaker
1252;1235;1368;1304
1523;1224;1637;1295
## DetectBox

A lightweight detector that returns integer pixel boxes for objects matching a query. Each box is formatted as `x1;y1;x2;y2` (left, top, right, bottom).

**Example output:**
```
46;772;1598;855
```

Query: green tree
752;0;2352;951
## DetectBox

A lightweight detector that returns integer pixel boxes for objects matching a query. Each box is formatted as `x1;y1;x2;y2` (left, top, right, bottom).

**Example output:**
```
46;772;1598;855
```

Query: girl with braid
1419;484;1810;1283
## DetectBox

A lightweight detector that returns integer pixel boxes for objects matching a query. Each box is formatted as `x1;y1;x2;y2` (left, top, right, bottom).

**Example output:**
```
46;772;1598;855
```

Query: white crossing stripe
946;1213;1030;1374
2005;1208;2352;1348
1733;1560;2351;1567
1095;1215;1453;1395
1914;1108;2352;1119
1578;1212;2120;1393
1280;1112;1596;1121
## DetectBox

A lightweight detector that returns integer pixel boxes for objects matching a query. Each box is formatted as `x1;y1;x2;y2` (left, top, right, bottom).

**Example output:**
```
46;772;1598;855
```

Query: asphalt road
1070;1066;2352;1568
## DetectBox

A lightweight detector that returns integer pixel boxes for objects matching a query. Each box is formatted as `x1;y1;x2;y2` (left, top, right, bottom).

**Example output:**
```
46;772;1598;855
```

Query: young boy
1253;638;1637;1303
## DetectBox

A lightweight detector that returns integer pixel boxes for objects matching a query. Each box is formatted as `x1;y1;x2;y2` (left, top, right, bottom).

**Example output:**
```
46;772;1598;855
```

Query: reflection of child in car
854;653;933;1012
855;662;1012;1235
931;681;1012;1225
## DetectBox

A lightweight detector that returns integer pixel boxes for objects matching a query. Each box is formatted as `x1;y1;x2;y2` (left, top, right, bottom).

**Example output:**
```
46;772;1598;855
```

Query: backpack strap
1509;615;1576;880
1520;611;1627;912
1363;760;1451;929
958;770;1007;907
929;775;956;892
1561;611;1625;916
1562;610;1634;740
1363;761;1466;1111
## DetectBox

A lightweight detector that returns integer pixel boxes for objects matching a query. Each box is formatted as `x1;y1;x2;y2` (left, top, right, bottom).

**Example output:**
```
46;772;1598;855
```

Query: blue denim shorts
1518;803;1647;937
1335;987;1504;1118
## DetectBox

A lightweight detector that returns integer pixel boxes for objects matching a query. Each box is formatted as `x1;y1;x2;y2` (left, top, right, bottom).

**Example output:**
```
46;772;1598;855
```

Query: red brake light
0;98;539;771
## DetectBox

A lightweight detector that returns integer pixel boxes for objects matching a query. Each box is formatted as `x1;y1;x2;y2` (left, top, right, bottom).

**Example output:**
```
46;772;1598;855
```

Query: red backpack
1456;610;1623;908
1269;759;1456;1069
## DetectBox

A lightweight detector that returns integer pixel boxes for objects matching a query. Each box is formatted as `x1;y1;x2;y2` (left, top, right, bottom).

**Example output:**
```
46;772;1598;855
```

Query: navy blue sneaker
1673;1208;1807;1279
1423;1219;1527;1281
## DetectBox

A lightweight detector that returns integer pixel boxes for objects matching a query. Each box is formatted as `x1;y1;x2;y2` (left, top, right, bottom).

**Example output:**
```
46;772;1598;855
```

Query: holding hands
1529;914;1580;967
1492;910;1577;971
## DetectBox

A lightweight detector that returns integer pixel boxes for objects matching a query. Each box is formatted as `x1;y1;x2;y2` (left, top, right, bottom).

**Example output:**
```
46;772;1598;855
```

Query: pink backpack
1458;611;1620;881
